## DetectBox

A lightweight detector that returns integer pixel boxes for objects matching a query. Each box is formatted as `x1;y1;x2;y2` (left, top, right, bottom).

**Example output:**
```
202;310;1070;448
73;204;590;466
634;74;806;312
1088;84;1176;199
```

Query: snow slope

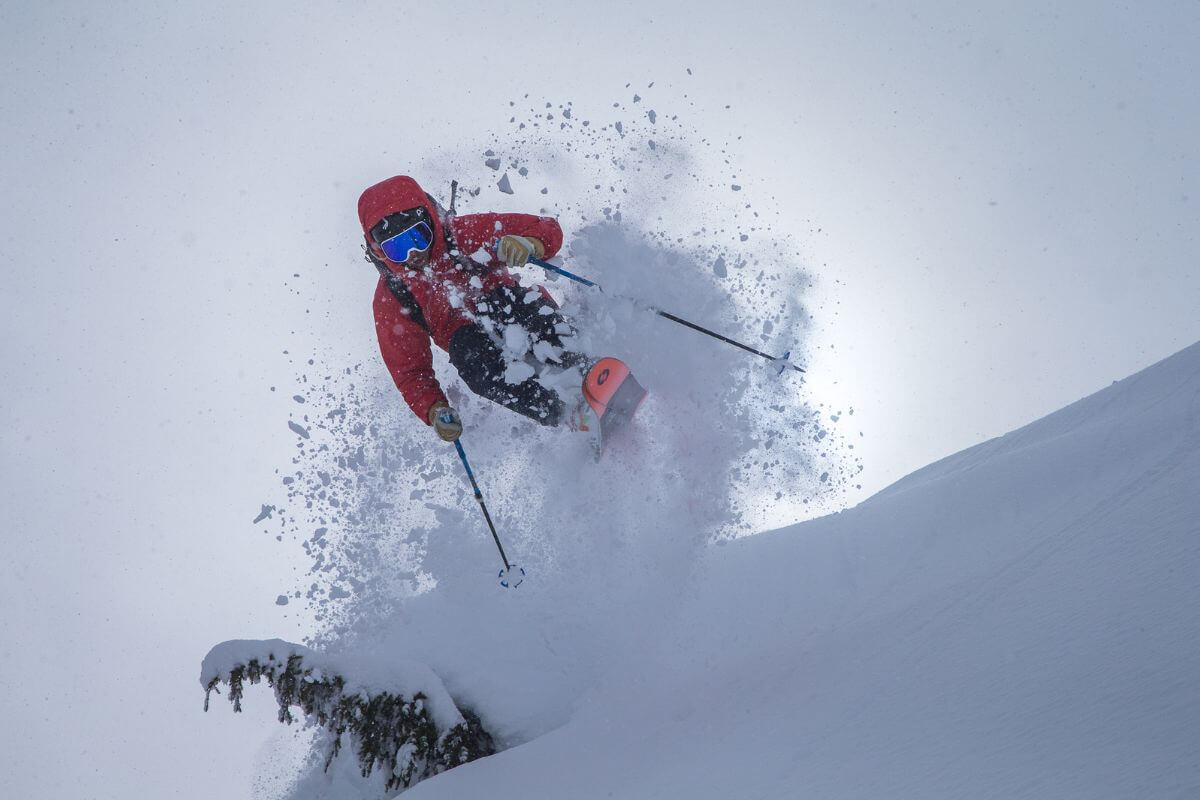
401;340;1200;798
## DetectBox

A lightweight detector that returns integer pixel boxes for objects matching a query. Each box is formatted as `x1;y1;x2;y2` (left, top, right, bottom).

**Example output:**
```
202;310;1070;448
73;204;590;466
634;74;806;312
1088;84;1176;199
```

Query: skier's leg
499;285;592;371
507;293;598;432
448;323;566;426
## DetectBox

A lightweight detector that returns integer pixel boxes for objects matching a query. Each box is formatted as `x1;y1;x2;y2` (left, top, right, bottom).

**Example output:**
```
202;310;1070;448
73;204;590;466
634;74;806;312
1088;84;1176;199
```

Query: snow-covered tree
202;640;493;792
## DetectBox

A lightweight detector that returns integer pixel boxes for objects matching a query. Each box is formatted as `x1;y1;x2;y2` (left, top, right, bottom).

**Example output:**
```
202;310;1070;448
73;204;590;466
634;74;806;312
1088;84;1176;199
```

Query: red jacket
358;176;564;423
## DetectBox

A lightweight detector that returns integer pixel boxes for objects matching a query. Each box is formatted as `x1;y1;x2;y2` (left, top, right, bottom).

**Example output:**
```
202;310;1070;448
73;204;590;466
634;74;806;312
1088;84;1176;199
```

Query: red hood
357;175;445;246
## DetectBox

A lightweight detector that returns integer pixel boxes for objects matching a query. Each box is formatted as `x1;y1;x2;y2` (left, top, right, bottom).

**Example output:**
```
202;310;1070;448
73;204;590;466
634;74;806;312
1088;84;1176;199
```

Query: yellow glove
497;235;545;267
428;402;463;442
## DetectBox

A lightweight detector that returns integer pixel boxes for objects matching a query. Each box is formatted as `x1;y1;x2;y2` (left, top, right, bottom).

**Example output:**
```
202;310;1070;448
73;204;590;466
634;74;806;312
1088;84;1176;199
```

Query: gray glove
496;235;545;267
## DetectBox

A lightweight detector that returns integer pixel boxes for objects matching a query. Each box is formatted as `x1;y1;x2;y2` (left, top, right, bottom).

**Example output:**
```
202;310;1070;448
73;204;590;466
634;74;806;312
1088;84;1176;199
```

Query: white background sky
2;1;1198;798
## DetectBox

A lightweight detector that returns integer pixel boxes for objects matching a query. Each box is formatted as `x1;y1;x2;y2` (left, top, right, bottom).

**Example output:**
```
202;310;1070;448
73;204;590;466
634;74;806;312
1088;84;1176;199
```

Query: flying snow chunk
503;323;530;354
275;595;289;606
712;256;727;278
470;248;491;265
288;420;310;439
497;173;514;194
504;361;536;384
484;157;501;170
648;109;657;123
532;340;562;363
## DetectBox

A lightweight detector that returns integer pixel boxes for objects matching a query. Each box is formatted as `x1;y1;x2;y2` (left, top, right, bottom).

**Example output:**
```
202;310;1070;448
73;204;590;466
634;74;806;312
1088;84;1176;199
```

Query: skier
358;175;593;442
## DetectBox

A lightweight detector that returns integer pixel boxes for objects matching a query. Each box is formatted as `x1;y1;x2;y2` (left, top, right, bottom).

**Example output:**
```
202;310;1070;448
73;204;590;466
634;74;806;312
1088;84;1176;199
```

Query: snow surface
282;340;1200;798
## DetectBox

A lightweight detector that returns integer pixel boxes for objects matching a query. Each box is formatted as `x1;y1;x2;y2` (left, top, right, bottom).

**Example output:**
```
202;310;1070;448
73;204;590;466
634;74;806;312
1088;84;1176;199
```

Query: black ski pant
447;285;589;426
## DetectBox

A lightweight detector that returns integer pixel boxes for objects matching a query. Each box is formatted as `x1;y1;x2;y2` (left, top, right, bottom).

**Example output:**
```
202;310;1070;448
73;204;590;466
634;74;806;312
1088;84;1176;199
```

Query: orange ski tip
583;357;631;416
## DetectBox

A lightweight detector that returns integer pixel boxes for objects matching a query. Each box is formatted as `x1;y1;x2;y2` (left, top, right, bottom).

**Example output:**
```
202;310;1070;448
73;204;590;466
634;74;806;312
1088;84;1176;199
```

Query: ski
582;357;648;459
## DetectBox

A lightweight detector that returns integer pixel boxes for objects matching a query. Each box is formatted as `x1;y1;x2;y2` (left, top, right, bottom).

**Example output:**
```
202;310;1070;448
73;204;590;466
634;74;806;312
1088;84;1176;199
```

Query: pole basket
499;565;526;589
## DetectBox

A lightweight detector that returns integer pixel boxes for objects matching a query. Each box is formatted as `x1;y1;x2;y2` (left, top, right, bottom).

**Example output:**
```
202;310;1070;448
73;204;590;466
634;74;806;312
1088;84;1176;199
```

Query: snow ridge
406;341;1200;798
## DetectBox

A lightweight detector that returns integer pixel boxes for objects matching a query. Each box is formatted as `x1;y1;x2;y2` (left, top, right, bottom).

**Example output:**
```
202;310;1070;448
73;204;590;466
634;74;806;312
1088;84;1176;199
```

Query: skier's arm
453;213;564;268
373;280;448;424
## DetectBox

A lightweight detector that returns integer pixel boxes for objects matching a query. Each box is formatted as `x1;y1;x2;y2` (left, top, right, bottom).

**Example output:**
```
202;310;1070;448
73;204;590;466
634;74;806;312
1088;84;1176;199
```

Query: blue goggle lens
378;221;433;263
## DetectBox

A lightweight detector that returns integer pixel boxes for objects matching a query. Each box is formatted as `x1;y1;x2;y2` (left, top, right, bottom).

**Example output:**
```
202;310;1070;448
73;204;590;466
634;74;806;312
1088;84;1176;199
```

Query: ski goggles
371;212;434;263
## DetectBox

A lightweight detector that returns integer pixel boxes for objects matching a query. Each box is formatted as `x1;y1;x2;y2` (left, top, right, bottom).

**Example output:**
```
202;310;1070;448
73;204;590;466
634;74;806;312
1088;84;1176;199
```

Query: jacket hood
358;175;445;240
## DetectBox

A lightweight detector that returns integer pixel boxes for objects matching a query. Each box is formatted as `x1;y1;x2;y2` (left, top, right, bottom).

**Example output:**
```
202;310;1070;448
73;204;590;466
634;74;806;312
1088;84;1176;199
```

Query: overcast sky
2;1;1198;797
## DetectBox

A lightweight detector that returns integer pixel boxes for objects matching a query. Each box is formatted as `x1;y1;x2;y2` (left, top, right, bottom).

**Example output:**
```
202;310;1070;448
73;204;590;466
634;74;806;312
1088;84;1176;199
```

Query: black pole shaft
474;496;510;571
653;309;804;371
454;440;512;571
527;256;804;373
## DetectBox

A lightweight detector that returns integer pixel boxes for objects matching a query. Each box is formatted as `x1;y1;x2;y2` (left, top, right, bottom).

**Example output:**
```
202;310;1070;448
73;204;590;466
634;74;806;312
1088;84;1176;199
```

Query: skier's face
403;246;431;270
370;208;434;267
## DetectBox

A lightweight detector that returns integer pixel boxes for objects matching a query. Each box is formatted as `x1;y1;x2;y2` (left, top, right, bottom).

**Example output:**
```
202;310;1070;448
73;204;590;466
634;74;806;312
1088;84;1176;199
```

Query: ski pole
528;256;805;373
452;439;512;572
534;259;598;287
